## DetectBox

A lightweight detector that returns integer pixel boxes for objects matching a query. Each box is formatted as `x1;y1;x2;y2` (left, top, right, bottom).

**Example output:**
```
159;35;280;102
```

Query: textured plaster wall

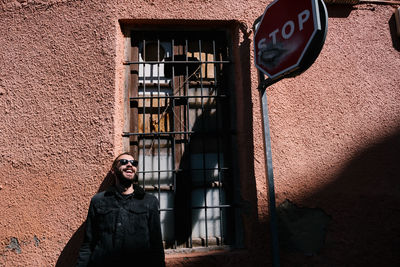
0;1;118;266
0;0;399;266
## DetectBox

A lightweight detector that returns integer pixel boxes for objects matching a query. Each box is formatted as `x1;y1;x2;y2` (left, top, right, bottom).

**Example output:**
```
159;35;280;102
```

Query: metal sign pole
258;71;281;267
253;1;327;265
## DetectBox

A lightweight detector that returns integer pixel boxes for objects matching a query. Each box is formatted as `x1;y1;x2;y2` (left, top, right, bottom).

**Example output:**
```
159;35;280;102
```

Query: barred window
123;29;238;249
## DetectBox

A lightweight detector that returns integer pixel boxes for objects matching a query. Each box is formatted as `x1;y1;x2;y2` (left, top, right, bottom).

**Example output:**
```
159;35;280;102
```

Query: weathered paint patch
34;235;40;247
6;237;21;254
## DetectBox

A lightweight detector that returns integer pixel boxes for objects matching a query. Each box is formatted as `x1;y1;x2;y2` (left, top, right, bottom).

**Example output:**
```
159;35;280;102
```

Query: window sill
165;245;231;256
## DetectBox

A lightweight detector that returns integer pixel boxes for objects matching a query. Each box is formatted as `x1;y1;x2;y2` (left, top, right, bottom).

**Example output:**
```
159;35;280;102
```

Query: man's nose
126;162;136;168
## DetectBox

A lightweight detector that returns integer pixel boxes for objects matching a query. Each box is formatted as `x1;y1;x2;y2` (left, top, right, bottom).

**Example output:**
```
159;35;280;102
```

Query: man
76;152;165;267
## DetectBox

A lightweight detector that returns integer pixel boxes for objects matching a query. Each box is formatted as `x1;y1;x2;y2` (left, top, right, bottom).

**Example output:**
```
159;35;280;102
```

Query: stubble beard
115;170;134;188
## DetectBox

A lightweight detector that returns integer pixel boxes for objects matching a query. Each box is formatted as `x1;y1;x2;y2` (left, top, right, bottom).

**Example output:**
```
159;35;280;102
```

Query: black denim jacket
76;185;165;267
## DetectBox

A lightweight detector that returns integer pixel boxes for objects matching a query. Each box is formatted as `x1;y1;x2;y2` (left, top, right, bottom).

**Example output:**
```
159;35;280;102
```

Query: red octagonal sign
254;0;322;79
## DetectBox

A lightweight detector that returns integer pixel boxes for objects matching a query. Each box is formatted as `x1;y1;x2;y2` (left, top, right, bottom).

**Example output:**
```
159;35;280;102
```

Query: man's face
114;154;137;182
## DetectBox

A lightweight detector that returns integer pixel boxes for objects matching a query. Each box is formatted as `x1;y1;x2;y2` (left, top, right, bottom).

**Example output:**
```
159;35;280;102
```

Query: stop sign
254;0;323;79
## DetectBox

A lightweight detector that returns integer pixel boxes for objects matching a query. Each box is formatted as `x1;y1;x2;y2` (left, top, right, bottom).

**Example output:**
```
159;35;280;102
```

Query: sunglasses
119;159;138;167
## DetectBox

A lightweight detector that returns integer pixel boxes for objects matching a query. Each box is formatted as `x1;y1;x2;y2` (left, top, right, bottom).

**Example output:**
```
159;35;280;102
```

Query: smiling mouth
124;169;134;174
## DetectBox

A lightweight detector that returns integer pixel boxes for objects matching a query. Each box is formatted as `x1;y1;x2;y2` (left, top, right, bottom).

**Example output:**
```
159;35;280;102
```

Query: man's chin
117;175;134;187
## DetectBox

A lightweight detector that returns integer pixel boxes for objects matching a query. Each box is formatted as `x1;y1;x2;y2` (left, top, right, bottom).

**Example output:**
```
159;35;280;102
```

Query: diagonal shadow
55;172;115;267
279;129;400;266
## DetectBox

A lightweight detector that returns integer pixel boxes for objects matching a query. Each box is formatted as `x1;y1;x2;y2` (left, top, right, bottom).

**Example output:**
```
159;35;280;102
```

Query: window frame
121;25;243;251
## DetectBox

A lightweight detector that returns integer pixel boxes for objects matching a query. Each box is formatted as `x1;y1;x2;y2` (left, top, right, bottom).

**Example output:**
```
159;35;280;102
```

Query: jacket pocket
95;207;116;233
125;206;150;246
126;206;148;230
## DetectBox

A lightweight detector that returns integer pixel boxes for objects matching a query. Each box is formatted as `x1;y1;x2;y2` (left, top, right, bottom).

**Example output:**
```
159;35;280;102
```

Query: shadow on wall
236;22;271;258
168;22;266;262
55;172;115;267
326;4;354;18
172;107;236;247
278;129;400;266
55;223;86;267
389;13;400;51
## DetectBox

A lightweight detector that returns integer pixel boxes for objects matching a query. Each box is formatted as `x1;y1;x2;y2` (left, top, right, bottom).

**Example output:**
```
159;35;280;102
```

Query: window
123;29;239;249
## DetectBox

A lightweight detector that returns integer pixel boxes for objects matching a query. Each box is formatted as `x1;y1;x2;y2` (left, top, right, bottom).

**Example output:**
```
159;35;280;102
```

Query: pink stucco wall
1;0;399;266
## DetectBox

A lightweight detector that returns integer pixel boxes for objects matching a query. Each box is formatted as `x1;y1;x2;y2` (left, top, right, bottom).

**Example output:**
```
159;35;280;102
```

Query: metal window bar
136;167;229;173
171;38;178;249
124;60;230;65
130;94;227;100
158;205;231;211
141;39;146;190
185;38;193;248
157;38;162;216
127;31;234;249
198;39;209;248
213;39;224;246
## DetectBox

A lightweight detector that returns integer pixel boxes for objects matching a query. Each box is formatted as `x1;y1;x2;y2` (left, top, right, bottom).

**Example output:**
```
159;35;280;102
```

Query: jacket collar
105;184;145;199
